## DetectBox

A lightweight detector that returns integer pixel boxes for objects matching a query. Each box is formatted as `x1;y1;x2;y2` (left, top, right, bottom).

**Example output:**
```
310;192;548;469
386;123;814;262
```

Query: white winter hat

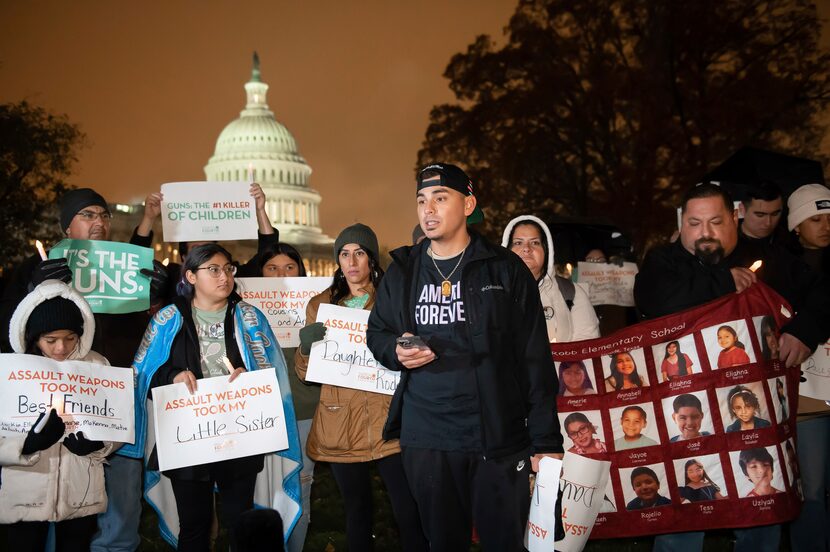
787;184;830;231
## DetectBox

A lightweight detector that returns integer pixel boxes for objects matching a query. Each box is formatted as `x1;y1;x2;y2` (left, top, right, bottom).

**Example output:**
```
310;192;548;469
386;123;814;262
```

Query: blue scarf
124;301;303;546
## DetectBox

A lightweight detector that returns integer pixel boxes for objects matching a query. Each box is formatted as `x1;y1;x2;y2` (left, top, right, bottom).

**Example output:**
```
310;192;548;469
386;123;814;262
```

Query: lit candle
749;260;763;272
222;356;235;374
162;257;170;267
35;240;47;261
565;263;573;278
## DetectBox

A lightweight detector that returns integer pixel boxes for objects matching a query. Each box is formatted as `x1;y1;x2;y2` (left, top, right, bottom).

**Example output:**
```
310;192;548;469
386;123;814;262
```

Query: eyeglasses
76;210;112;222
567;424;593;439
193;264;237;278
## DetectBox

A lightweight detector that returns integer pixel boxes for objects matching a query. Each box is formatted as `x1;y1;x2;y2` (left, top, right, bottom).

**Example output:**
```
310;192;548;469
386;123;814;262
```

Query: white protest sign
527;456;563;551
160;181;257;242
556;452;611;552
305;303;399;395
575;261;638;307
151;369;288;471
236;277;332;348
799;338;830;401
0;353;135;443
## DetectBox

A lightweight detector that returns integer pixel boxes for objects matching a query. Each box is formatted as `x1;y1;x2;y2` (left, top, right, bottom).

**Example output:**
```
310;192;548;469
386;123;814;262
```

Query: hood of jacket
8;279;96;358
501;215;555;279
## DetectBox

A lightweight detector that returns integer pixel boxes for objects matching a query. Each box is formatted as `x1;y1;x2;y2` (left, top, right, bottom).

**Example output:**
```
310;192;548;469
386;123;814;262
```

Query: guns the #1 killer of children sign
305;303;400;395
151;369;288;472
49;239;154;314
0;353;135;443
160;181;257;242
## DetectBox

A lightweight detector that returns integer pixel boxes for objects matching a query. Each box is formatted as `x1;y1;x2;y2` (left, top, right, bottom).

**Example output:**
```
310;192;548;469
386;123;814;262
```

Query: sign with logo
160;181;257;242
49;239;153;314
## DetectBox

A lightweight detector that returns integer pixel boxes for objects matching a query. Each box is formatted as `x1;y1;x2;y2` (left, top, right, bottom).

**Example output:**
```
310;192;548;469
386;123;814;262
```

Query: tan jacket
295;288;401;463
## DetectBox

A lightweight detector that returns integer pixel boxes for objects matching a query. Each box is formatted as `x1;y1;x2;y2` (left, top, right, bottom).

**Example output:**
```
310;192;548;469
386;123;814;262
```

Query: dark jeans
170;472;258;552
329;454;427;552
401;447;532;552
8;515;98;552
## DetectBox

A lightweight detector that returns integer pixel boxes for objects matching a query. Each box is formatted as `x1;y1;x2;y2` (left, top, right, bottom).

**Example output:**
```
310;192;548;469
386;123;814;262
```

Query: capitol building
112;53;336;276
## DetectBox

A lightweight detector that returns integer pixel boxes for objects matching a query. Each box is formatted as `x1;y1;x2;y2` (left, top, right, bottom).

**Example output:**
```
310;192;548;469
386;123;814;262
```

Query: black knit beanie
25;297;84;347
334;223;379;261
59;188;109;231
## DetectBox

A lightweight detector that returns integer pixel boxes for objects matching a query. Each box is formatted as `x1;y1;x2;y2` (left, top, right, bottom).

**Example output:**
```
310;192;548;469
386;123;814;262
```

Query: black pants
401;447;532;552
8;515;98;552
170;472;258;552
329;454;427;552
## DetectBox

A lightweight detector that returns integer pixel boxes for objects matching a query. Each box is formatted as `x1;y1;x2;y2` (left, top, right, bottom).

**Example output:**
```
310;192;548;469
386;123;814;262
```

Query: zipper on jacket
460;258;488;460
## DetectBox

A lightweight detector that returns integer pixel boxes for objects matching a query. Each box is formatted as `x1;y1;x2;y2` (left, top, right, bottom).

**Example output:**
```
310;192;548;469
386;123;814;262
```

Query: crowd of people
0;162;827;552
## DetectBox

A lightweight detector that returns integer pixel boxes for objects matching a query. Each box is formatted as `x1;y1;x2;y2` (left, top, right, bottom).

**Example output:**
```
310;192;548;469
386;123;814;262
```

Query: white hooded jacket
502;215;600;342
0;280;117;523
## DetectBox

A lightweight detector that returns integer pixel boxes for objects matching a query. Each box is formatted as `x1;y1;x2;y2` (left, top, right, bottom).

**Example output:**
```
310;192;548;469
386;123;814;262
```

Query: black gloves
22;409;66;455
63;431;105;456
140;260;170;304
31;258;72;287
299;322;327;355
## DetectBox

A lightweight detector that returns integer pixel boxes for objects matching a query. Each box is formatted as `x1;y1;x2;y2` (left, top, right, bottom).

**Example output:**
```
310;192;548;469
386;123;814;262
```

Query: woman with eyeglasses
501;215;599;342
136;244;302;551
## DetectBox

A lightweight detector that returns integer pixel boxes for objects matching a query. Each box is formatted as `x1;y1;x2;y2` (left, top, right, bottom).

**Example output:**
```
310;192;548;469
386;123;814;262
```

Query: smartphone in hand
396;335;430;350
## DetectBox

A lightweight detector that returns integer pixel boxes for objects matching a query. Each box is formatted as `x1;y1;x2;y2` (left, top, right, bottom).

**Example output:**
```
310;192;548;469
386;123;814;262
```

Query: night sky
2;1;830;250
0;0;516;249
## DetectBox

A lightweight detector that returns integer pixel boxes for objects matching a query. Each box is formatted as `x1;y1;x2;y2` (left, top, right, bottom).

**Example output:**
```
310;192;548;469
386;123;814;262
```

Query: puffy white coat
0;280;117;523
502;215;600;342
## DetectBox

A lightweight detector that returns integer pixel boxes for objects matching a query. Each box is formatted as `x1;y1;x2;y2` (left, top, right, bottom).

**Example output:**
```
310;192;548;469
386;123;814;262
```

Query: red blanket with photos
552;282;802;538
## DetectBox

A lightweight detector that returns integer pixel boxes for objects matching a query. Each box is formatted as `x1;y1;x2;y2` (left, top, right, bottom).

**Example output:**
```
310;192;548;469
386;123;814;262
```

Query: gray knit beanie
334;223;379;261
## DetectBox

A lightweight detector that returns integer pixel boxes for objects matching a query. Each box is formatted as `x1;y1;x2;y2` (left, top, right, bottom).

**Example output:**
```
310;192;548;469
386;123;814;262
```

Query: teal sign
49;239;154;314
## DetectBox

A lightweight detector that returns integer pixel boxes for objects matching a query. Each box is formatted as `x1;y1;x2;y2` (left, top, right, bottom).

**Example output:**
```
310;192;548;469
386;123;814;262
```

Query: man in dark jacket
367;163;563;551
634;182;830;552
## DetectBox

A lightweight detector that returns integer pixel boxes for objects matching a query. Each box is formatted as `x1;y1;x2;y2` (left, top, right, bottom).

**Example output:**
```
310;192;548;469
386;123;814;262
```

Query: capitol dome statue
204;53;335;275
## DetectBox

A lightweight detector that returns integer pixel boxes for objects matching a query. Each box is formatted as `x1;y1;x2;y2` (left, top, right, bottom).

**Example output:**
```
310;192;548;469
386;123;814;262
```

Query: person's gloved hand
63;431;105;456
299;322;327;355
140;260;169;304
31;258;71;287
22;409;66;455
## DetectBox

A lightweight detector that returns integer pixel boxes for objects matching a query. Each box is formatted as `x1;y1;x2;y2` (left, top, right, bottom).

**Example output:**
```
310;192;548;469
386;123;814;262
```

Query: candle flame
749;260;763;272
162;257;170;266
35;240;47;261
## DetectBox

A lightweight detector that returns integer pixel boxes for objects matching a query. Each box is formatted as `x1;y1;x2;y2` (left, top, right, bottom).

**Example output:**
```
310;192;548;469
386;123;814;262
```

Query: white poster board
0;353;135;443
151;369;287;471
527;456;563;551
305;303;399;395
799;338;830;401
556;452;612;552
576;261;638;307
236;277;332;348
160;181;257;242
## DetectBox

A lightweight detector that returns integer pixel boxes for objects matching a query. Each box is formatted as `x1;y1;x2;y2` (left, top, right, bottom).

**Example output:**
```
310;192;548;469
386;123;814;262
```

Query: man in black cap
0;187;165;552
367;163;563;551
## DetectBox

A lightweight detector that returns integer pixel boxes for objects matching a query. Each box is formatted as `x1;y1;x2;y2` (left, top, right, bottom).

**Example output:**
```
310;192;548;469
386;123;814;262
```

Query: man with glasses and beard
633;182;830;552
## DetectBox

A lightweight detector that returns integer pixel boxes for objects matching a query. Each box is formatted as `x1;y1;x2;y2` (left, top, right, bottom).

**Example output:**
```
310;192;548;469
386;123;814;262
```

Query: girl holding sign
140;244;303;552
295;224;427;552
2;280;118;552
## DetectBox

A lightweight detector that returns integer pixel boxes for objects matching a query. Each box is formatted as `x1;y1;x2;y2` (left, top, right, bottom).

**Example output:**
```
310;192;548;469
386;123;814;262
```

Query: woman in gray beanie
787;183;830;274
295;223;427;552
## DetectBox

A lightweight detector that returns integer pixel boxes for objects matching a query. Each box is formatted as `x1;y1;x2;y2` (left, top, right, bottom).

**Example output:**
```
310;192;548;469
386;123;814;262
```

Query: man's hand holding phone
396;332;436;369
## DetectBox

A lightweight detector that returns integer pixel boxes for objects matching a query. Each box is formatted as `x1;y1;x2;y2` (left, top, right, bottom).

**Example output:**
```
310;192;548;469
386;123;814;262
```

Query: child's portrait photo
611;403;660;451
673;454;728;503
753;315;780;361
716;382;772;433
729;446;785;498
603;349;650;392
558;360;598;397
702;319;756;370
661;391;715;442
766;377;789;424
558;410;607;455
651;334;700;382
621;464;672;510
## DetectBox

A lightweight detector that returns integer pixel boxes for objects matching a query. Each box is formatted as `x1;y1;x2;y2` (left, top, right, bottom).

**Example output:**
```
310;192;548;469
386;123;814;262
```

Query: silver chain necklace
429;245;467;297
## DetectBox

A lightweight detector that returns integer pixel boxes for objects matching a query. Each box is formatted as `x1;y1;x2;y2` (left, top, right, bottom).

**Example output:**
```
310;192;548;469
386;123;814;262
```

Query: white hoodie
502;215;600;342
0;280;117;523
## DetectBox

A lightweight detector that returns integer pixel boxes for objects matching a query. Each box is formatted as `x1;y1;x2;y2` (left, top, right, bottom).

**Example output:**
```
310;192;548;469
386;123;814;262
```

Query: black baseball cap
417;163;484;224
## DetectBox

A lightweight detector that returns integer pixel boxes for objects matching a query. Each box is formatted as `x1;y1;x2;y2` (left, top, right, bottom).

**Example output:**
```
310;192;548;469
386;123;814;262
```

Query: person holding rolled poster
295;224;427;552
140;244;302;552
257;241;318;552
501;214;600;342
1;279;119;552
